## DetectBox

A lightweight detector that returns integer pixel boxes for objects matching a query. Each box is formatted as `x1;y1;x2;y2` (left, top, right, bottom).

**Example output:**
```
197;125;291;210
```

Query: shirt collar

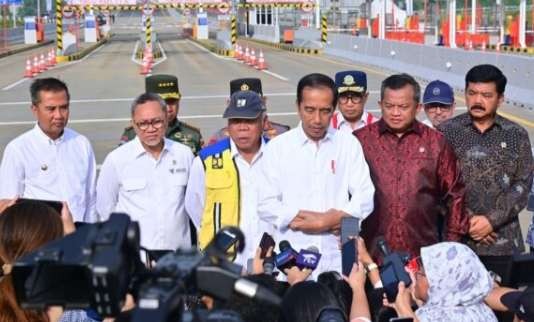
32;123;65;144
336;110;371;128
377;118;424;137
132;136;170;159
459;113;504;130
229;137;266;161
297;122;336;145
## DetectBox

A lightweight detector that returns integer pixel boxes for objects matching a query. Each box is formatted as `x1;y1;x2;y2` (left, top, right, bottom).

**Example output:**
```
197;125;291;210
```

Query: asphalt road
0;10;533;242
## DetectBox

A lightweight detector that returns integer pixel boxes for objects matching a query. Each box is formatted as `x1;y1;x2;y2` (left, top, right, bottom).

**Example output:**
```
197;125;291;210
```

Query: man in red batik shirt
354;73;468;261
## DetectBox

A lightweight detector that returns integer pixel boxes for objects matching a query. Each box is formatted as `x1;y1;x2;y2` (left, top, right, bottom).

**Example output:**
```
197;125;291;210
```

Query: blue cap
335;70;367;94
223;90;265;119
423;80;454;105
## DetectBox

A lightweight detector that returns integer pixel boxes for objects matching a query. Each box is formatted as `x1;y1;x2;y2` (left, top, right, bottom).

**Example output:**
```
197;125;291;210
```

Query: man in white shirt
330;70;379;133
185;90;274;268
96;93;194;251
0;78;96;222
421;80;456;129
258;73;375;276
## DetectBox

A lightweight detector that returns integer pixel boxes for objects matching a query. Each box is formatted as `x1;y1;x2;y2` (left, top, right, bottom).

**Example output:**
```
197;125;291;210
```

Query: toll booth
85;14;98;42
24;17;37;44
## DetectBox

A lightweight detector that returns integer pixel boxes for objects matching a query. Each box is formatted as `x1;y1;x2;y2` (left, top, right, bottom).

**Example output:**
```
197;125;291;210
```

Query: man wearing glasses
97;93;194;251
421;80;456;129
330;70;379;133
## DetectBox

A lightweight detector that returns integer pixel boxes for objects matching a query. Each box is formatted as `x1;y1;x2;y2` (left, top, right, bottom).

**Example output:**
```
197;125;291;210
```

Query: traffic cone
39;53;47;72
140;57;149;75
244;46;250;64
235;44;242;60
249;49;256;66
145;47;153;64
46;51;53;67
24;58;34;78
32;56;40;76
256;50;267;70
481;41;486;51
50;49;57;66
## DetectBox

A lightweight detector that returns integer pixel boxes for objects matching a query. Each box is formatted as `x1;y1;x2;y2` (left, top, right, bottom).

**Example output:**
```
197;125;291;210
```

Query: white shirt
96;137;194;250
331;110;378;134
0;124;97;222
257;124;375;275
185;138;275;268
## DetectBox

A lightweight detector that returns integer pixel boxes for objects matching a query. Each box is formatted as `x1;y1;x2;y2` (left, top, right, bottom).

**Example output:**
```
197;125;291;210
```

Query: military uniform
119;74;203;155
207;77;290;145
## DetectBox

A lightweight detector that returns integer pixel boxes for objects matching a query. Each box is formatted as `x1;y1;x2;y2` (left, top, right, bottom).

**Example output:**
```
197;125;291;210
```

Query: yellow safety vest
198;138;240;254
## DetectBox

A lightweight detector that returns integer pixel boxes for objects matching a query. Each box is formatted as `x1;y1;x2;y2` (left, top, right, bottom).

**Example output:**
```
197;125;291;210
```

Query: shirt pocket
122;178;147;192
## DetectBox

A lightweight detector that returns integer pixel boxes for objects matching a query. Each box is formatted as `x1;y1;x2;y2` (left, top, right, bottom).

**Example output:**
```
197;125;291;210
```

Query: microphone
377;236;390;257
296;246;321;270
234;278;282;306
274;240;298;273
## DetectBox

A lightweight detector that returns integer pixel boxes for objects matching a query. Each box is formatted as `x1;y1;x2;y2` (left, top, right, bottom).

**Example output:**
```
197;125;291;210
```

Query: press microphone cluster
274;240;321;274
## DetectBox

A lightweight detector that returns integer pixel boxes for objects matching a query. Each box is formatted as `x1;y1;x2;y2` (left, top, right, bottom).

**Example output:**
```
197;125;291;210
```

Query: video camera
376;237;412;302
12;213;281;322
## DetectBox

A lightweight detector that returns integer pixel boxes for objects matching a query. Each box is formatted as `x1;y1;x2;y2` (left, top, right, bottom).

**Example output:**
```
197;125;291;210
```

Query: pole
470;0;475;34
315;0;320;28
55;0;62;56
379;0;385;39
449;0;456;47
519;0;526;47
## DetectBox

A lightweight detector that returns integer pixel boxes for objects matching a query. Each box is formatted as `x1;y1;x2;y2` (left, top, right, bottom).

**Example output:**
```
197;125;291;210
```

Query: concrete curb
188;37;234;57
242;37;321;55
0;40;54;59
56;35;111;63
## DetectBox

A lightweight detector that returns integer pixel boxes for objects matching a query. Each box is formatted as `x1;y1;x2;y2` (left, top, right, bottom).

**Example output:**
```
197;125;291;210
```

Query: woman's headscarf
415;242;497;322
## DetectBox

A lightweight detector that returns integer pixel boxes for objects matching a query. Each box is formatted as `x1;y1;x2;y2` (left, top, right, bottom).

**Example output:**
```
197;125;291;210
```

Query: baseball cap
145;74;181;100
223;91;265;119
335;71;367;94
423;80;454;105
230;78;263;96
501;286;534;321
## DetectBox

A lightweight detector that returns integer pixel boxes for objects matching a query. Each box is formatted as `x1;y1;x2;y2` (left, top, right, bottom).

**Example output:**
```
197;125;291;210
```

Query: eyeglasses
339;95;364;104
135;119;165;131
425;104;452;112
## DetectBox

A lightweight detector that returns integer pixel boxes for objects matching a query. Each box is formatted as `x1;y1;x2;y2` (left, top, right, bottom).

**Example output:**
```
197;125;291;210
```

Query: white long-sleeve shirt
257;124;375;275
185;138;275;267
0;124;96;222
96;137;194;250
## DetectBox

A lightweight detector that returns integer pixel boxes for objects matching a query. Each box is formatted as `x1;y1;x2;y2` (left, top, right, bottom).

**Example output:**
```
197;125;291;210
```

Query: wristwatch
365;262;378;273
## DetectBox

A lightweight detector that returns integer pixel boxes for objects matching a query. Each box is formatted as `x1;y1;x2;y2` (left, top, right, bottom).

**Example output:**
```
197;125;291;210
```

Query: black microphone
274;240;298;273
377;236;390;257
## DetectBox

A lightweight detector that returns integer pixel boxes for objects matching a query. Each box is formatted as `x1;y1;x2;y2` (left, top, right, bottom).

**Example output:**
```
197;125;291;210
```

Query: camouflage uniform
120;119;203;155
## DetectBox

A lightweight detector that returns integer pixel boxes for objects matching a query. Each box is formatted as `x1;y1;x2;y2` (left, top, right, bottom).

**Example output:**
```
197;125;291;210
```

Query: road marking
187;39;235;61
0;108;470;126
130;40;140;65
2;78;29;91
261;69;289;81
152;41;167;67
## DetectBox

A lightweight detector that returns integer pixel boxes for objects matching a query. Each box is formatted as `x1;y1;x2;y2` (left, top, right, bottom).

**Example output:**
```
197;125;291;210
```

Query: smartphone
16;198;63;214
380;263;400;302
341;217;360;245
341;238;357;276
259;232;276;259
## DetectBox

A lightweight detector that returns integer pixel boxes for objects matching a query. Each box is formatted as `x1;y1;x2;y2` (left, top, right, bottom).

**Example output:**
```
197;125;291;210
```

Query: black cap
223;91;265;119
230;78;263;96
501;287;534;321
145;74;180;100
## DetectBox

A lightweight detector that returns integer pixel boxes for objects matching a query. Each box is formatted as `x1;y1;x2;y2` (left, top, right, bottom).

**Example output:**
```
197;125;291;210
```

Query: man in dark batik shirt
439;64;533;280
355;74;468;262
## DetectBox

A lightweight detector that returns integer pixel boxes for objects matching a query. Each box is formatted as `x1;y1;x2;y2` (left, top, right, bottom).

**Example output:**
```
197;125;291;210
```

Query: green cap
145;74;181;100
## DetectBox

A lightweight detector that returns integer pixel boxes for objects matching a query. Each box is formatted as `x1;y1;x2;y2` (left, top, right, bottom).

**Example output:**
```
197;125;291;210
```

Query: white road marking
261;69;290;81
2;78;29;91
130;40;141;65
0;108;468;126
0;91;384;106
187;39;235;61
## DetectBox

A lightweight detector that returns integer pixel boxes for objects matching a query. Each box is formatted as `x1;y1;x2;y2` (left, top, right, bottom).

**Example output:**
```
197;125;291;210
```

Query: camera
12;213;281;322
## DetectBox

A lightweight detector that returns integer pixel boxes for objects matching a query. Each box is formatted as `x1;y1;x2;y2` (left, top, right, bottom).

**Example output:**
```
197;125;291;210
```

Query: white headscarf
415;242;497;322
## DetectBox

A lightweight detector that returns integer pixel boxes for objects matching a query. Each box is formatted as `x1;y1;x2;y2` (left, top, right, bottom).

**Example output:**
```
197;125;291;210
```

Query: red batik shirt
354;120;468;261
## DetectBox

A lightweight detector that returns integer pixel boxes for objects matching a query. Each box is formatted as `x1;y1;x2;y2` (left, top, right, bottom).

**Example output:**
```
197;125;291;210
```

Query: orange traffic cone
24;58;33;78
244;46;250;64
140;57;149;75
256;50;267;70
50;49;57;66
235;45;242;60
481;41;486;51
32;56;40;76
39;53;47;72
249;49;256;66
46;51;53;67
145;47;153;64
